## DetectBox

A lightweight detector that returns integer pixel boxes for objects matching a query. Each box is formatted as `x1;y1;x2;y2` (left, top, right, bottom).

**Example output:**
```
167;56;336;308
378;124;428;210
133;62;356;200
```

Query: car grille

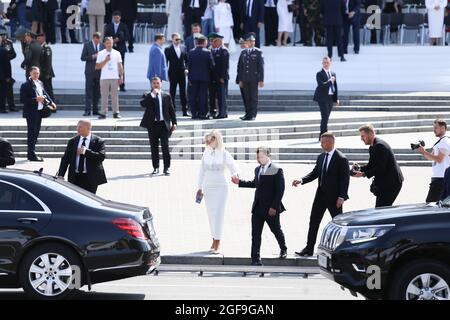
319;223;344;251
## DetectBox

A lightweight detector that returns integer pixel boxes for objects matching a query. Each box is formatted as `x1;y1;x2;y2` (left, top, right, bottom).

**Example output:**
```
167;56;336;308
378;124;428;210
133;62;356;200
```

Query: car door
0;180;52;275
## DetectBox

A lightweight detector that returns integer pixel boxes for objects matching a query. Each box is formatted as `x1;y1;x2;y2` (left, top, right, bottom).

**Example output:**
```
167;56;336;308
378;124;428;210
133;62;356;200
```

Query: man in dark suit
313;57;338;138
293;132;350;256
104;11;130;91
352;124;404;207
263;0;278;46
111;0;137;52
140;77;178;176
208;33;229;119
343;0;361;54
20;66;56;162
81;32;104;116
232;147;288;266
57;120;107;194
42;0;58;44
182;0;207;38
321;0;346;61
0;137;15;168
165;33;189;117
187;35;214;120
184;23;202;52
0;46;12;114
229;0;245;41
242;0;265;48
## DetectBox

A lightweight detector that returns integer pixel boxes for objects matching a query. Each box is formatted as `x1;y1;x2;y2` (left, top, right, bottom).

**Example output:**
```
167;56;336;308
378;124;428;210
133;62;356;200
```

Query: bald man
57;120;107;194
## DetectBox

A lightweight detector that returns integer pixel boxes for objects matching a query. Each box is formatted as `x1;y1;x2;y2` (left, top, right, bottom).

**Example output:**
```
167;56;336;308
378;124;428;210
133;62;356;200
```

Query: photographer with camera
415;119;450;203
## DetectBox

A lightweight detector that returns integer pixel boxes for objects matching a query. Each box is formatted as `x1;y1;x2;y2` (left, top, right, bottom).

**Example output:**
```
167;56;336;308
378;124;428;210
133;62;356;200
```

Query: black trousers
26;114;42;159
42;6;56;44
426;178;444;203
184;8;203;37
169;73;188;112
209;80;227;117
251;212;287;261
305;189;343;251
4;79;16;110
375;183;402;208
242;81;258;118
122;19;135;51
0;80;6;111
148;123;171;170
119;51;126;89
61;11;78;43
189;80;209;118
244;21;261;48
85;73;100;113
264;7;278;46
326;25;344;58
41;77;54;101
74;173;98;194
318;96;334;136
343;17;360;54
240;86;247;114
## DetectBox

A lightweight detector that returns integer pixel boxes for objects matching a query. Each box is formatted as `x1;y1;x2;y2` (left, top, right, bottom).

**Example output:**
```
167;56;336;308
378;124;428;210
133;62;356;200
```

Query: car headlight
344;225;395;244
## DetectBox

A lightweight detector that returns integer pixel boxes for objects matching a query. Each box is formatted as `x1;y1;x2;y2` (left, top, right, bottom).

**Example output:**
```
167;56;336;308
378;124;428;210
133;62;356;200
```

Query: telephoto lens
410;140;425;150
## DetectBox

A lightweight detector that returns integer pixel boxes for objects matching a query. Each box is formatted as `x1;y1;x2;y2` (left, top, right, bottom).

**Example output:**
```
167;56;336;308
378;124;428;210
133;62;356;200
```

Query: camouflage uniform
0;36;17;111
39;42;55;101
303;0;325;46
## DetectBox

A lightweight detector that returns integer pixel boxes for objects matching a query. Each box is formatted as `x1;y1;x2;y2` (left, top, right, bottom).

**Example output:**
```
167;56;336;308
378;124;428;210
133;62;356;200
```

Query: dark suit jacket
302;149;350;203
104;22;130;54
313;69;338;103
0;47;12;80
211;47;230;82
20;79;54;119
0;138;15;168
347;0;361;18
184;36;195;53
360;138;404;193
81;41;104;76
165;44;188;79
320;0;346;26
140;92;177;133
242;0;265;25
239;163;286;215
187;47;215;82
57;134;107;187
182;0;207;14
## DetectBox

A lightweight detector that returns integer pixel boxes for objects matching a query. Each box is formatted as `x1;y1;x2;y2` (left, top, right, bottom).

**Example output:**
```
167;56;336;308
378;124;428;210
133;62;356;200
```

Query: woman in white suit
166;0;183;40
196;130;239;254
276;0;294;46
426;0;447;45
214;0;234;46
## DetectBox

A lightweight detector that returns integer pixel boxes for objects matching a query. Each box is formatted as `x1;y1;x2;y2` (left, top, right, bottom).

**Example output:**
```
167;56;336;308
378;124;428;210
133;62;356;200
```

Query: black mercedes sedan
318;201;450;300
0;168;160;299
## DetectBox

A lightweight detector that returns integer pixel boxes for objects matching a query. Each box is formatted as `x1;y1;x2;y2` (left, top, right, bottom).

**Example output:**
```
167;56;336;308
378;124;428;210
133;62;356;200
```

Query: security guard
0;27;17;112
237;33;264;121
36;33;55;102
208;33;229;119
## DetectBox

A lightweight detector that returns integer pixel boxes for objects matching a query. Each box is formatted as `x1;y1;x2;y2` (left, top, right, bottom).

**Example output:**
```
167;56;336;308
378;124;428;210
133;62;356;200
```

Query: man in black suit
208;33;229;119
20;66;56;162
81;32;104;116
140;77;178;176
42;0;58;44
57;120;107;194
343;0;361;54
352;124;404;207
104;11;130;92
0;46;12;114
182;0;207;38
293;132;350;256
232;147;288;266
313;57;338;138
165;33;189;117
0;137;15;168
229;0;245;41
242;0;265;48
321;0;346;61
111;0;137;53
263;0;278;46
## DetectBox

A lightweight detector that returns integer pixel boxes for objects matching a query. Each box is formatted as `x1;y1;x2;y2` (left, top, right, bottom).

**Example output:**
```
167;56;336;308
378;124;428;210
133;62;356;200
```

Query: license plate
318;254;328;268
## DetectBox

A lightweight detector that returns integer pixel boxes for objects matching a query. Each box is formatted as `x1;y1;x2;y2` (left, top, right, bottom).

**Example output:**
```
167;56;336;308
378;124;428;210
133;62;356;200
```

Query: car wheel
19;243;82;300
389;259;450;300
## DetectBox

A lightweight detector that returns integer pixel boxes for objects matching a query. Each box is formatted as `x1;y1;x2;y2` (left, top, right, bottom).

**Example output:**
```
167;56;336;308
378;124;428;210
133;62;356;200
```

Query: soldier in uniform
36;33;55;102
0;27;18;112
236;38;248;113
21;31;41;79
237;33;264;121
303;0;325;46
208;33;229;119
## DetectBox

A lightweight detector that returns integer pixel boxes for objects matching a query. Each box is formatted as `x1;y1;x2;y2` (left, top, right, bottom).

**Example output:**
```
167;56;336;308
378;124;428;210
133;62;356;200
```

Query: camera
350;163;360;176
410;140;425;150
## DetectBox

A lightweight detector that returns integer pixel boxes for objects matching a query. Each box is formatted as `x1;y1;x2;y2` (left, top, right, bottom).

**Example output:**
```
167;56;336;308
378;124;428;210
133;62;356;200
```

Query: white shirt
191;0;200;8
265;0;276;7
33;80;44;110
173;44;181;58
114;22;120;34
432;136;450;178
76;134;91;174
150;91;164;121
96;48;122;80
92;41;100;53
323;68;334;95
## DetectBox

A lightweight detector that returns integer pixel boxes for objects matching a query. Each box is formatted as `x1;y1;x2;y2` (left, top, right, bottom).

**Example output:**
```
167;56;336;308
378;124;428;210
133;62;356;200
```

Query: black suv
318;202;450;300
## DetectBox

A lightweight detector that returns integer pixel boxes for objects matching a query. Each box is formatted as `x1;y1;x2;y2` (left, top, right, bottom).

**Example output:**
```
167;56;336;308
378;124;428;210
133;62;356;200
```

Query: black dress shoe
152;168;159;175
120;87;126;92
98;114;106;119
191;116;199;120
199;116;209;120
354;51;359;54
243;117;256;121
182;111;191;117
295;248;314;257
163;168;170;176
28;156;44;162
251;260;263;266
83;112;91;116
113;113;121;119
9;107;18;112
279;249;287;259
0;109;8;113
240;115;248;120
340;56;347;62
93;111;100;116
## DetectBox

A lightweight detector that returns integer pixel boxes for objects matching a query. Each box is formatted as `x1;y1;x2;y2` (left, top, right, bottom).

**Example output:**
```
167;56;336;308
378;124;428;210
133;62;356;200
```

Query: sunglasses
174;38;181;41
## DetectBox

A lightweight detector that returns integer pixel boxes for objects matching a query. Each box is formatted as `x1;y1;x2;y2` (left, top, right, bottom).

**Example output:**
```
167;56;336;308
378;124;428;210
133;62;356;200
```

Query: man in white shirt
96;37;123;119
416;119;450;202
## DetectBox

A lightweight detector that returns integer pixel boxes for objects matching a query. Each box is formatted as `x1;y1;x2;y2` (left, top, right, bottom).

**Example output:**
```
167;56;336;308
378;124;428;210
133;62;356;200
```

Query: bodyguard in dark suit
0;137;15;168
111;0;137;52
81;32;104;116
293;133;350;256
352;124;404;208
343;0;361;54
242;0;265;48
104;11;130;91
208;33;229;119
313;57;338;138
232;147;288;265
0;47;12;114
187;35;215;119
321;0;346;61
182;0;207;38
140;77;178;176
165;33;189;116
57;120;107;194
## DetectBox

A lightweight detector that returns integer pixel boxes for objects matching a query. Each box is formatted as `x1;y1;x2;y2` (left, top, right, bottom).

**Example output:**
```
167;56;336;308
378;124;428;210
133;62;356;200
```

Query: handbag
287;4;298;13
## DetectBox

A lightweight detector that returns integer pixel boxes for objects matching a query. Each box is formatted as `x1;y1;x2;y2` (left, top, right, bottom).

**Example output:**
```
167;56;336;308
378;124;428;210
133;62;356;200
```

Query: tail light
113;218;149;240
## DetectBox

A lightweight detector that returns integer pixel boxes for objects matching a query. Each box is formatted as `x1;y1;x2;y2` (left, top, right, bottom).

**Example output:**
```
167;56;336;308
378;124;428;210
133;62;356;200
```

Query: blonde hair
359;124;375;134
204;130;224;150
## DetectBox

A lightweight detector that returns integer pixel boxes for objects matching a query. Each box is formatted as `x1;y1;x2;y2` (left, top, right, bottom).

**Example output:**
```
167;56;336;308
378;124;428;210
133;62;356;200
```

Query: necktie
328;72;335;93
320;153;329;186
258;165;265;181
247;0;251;17
95;44;98;53
191;0;196;7
155;94;161;121
78;137;87;173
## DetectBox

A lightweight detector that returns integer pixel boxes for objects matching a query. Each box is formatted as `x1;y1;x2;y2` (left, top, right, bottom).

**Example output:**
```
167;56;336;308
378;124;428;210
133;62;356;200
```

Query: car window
0;182;44;212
